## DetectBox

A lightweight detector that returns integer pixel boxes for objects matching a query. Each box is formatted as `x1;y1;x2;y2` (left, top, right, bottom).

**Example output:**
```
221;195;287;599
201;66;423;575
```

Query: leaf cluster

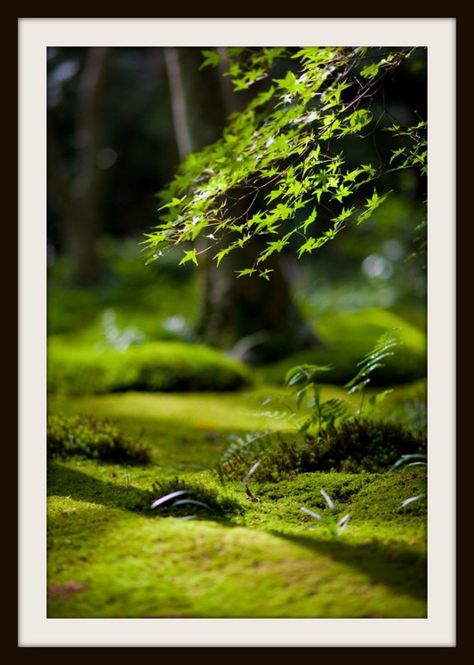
146;47;424;273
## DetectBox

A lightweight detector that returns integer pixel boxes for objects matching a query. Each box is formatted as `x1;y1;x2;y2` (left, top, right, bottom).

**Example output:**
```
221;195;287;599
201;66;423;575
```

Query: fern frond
346;331;399;394
319;398;348;426
218;430;273;467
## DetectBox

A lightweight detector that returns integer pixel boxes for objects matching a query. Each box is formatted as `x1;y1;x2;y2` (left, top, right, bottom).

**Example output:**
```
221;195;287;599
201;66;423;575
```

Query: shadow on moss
271;530;426;604
48;463;242;521
149;476;243;520
48;462;154;513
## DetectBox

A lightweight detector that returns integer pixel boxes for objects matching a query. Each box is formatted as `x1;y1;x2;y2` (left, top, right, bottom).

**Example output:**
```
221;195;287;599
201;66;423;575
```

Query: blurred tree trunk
48;47;110;285
165;47;319;363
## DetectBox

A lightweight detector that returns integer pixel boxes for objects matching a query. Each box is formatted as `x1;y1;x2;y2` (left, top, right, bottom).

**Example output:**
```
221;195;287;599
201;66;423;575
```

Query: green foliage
346;331;398;395
300;489;351;537
47;415;151;464
257;330;405;448
284;363;348;432
200;49;221;69
345;331;398;417
145;47;426;272
217;332;425;482
215;429;275;483
48;339;251;395
257;471;374;507
384;120;427;176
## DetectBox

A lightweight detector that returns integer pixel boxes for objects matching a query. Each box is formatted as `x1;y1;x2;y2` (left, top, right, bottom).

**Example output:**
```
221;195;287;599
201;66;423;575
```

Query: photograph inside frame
46;44;428;620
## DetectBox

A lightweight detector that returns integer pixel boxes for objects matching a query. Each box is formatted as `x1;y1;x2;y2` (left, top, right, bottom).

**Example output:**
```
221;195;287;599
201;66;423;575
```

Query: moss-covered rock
48;339;252;394
260;308;426;386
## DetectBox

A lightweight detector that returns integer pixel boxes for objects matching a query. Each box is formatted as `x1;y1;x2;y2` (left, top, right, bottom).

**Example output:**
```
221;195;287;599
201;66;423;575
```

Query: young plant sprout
388;454;427;473
396;494;427;512
345;332;399;418
150;490;214;514
301;489;351;537
389;454;427;512
241;459;262;485
173;499;214;512
150;489;190;509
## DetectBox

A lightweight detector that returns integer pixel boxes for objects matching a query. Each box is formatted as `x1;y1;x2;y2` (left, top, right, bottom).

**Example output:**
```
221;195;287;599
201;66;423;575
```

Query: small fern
216;430;274;482
285;364;348;433
252;410;300;427
319;398;349;427
301;490;351;537
217;330;410;482
346;331;399;417
389;453;427;473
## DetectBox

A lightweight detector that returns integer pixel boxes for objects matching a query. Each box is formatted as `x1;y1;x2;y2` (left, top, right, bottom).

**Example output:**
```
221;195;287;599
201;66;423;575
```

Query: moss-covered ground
47;254;427;618
48;385;427;618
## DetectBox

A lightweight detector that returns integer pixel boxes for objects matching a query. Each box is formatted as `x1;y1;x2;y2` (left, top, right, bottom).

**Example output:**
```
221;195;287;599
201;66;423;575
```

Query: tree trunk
48;47;110;285
164;47;320;363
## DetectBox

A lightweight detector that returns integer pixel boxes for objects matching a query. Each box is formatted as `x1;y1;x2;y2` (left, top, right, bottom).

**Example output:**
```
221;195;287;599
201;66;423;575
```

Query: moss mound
260;308;426;386
313;418;426;473
349;468;427;520
218;418;426;481
255;467;426;521
47;415;151;464
48;339;251;395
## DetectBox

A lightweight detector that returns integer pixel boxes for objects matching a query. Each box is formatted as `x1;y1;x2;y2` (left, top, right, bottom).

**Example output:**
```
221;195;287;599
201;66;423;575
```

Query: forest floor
47;385;427;618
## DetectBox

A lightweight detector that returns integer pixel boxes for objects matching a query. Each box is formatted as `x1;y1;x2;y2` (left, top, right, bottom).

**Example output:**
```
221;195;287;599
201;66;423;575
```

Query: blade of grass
396;494;426;511
301;506;323;521
241;460;261;485
320;489;334;510
150;490;190;509
173;499;215;512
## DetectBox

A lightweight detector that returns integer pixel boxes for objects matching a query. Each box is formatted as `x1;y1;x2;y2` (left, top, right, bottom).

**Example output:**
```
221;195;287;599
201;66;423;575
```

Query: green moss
239;468;427;547
149;475;243;518
314;418;426;473
260;308;426;385
48;383;426;469
47;390;427;618
217;418;426;481
48;339;251;395
47;460;426;618
48;415;151;464
349;468;427;520
246;468;426;527
48;461;155;513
